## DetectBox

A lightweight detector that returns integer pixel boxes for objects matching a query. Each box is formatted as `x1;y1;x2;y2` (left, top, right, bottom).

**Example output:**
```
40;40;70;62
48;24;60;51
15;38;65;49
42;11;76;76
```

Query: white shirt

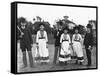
36;30;48;43
60;33;71;43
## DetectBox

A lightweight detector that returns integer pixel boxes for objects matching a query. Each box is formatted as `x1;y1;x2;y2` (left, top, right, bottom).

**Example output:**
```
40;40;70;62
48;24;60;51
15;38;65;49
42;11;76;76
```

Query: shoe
53;63;57;66
65;61;68;65
75;60;78;64
21;65;27;69
30;65;34;68
86;64;91;67
79;62;83;65
44;62;48;65
59;61;65;66
40;62;44;65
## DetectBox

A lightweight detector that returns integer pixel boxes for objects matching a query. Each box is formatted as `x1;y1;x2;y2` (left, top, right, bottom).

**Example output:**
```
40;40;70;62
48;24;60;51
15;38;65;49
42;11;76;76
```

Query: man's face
32;26;35;30
58;26;62;30
56;27;58;30
21;22;26;29
87;28;91;33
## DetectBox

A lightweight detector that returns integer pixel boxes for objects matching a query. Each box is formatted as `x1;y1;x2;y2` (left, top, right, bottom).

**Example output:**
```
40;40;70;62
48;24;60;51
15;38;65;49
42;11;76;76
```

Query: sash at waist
39;37;45;39
62;40;68;42
74;40;80;42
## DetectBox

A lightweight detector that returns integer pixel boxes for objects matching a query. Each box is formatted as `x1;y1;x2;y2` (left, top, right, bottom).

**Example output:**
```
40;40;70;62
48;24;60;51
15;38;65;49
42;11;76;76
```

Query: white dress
36;30;49;62
72;34;84;62
59;33;71;62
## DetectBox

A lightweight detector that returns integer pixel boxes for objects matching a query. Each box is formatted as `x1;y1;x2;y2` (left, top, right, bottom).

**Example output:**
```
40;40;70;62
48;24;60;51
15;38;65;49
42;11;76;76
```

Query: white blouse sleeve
45;31;48;43
72;34;75;43
68;34;71;44
79;34;83;43
36;31;39;44
60;34;63;43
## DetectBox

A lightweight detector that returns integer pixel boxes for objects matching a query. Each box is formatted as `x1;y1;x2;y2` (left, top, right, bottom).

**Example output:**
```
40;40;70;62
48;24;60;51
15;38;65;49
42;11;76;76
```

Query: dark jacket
20;28;33;47
54;30;63;46
84;33;93;47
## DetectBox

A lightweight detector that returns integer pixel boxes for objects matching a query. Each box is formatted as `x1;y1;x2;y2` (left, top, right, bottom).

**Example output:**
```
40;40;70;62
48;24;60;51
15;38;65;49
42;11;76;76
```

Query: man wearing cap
84;24;94;67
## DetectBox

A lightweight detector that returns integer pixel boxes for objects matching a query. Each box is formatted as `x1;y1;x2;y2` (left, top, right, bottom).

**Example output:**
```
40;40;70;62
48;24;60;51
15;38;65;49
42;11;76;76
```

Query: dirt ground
17;43;97;73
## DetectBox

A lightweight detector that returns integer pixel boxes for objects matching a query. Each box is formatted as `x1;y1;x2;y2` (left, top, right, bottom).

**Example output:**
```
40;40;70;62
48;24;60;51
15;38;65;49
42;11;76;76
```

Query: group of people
18;19;94;69
53;25;94;66
53;26;83;65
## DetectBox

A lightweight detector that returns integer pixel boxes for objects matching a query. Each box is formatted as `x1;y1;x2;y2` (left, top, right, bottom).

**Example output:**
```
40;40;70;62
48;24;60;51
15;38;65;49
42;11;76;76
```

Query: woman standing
36;23;49;64
72;26;84;65
59;28;71;65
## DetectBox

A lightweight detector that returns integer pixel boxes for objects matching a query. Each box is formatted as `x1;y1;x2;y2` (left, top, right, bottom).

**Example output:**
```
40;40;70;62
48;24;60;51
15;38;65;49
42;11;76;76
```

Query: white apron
59;33;71;62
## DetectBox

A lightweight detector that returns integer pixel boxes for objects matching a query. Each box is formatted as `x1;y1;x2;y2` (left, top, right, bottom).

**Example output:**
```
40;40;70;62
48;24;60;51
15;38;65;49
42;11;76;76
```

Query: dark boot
59;61;64;66
75;60;78;64
79;62;83;65
41;62;45;65
65;61;68;65
44;62;48;65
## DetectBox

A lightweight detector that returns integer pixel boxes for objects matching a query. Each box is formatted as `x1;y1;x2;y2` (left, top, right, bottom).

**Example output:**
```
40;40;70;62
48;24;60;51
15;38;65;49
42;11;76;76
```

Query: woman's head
75;29;79;34
63;29;68;34
74;26;79;34
39;24;45;31
63;27;69;34
32;25;35;30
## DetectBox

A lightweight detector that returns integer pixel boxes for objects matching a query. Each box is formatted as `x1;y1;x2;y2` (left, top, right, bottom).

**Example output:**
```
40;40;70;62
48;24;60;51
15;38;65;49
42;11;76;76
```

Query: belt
62;40;68;42
39;37;45;39
74;40;80;42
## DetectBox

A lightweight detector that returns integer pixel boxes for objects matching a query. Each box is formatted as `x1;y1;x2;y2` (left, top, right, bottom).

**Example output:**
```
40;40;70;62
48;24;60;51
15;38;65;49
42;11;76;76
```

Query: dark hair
62;26;69;33
74;26;80;30
86;24;92;28
39;23;45;27
19;17;26;23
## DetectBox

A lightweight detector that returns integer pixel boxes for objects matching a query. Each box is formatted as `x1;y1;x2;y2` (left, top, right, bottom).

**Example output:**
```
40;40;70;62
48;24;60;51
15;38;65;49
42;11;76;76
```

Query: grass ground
17;43;97;73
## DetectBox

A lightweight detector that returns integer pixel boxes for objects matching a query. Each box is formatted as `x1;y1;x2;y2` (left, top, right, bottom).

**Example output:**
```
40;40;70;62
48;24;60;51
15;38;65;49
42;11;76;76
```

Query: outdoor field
17;43;97;73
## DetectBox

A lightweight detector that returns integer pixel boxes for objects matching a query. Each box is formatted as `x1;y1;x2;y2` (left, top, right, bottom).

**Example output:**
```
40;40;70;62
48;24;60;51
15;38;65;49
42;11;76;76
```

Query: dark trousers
53;46;60;64
85;46;91;65
22;51;34;67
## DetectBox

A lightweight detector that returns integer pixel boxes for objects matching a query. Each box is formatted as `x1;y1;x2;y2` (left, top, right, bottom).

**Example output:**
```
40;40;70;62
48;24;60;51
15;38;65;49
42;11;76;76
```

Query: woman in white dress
72;26;84;65
36;24;49;64
59;28;71;65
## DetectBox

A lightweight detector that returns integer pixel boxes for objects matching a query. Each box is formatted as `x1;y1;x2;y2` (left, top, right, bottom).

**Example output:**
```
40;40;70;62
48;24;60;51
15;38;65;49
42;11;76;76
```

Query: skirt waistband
39;37;45;39
62;40;68;42
74;40;80;42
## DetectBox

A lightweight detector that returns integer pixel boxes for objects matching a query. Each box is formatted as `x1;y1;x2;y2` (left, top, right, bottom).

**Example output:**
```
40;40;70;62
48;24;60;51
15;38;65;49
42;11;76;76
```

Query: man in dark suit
53;26;63;65
84;24;93;67
19;20;34;68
